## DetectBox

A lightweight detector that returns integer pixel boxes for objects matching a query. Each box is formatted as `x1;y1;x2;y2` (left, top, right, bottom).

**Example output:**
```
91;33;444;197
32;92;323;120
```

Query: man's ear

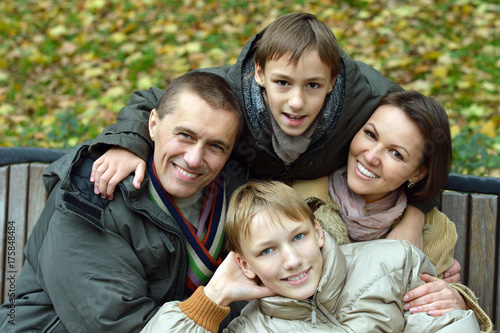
235;253;256;279
149;109;158;141
254;64;265;87
315;221;325;249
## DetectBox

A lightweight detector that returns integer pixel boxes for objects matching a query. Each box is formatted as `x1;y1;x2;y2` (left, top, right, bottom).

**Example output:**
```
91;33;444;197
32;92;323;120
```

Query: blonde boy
141;181;479;333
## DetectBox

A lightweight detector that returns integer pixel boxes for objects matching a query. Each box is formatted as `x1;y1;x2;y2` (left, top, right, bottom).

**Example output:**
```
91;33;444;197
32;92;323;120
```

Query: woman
293;90;492;332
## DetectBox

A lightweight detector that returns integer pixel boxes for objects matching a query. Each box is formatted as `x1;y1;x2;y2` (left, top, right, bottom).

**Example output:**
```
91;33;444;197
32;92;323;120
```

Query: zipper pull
311;303;317;328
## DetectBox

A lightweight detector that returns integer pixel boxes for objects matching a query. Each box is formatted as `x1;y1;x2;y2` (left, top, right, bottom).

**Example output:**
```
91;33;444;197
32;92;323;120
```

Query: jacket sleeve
449;284;493;333
89;86;165;161
421;208;458;277
38;197;161;332
140;287;230;333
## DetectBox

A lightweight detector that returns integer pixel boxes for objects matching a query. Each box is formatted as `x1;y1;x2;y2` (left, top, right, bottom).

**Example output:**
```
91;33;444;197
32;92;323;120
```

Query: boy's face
236;211;324;300
255;50;335;137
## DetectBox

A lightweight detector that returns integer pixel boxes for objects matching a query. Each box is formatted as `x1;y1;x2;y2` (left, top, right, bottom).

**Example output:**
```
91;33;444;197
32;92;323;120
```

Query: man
0;71;244;332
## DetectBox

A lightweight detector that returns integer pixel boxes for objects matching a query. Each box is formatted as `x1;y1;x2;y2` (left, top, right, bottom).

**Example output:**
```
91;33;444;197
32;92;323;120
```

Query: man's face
236;212;324;300
149;90;239;199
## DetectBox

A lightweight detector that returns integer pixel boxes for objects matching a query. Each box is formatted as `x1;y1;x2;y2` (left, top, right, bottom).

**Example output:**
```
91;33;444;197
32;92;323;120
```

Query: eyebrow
366;123;410;157
271;72;327;83
250;224;305;250
174;126;232;151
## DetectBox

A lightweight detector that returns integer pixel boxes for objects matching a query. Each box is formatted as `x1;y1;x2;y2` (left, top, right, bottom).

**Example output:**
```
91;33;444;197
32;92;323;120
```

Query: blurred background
0;0;498;176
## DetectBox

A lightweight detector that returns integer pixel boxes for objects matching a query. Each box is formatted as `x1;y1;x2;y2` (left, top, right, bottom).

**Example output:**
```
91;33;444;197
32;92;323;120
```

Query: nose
288;87;305;111
184;145;205;169
282;246;303;271
364;144;382;166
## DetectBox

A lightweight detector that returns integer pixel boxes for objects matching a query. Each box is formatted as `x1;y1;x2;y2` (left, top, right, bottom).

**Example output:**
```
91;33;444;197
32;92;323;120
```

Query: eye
276;80;289;87
179;132;193;140
210;143;225;152
261;248;273;256
364;129;376;139
293;233;305;241
307;82;320;89
390;150;404;161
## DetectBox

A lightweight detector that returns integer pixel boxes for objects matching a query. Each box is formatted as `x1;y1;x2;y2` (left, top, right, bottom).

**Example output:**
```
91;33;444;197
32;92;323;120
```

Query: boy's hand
90;147;146;200
386;205;424;250
403;273;466;316
204;252;276;307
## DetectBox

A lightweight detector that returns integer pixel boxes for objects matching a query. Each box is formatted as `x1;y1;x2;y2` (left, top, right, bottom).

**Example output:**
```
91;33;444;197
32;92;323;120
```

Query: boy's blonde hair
225;181;316;255
254;12;341;80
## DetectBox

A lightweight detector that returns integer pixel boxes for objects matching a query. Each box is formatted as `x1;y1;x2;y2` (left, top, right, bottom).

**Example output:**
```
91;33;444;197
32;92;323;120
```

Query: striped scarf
147;155;225;297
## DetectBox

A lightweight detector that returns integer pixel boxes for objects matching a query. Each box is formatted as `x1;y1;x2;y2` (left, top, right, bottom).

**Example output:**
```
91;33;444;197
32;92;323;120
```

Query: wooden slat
0;166;8;303
3;164;29;302
440;191;470;284
468;194;497;321
27;164;49;242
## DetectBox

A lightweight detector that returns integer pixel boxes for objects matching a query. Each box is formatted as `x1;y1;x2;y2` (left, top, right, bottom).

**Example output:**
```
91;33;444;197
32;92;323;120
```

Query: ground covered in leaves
1;0;498;176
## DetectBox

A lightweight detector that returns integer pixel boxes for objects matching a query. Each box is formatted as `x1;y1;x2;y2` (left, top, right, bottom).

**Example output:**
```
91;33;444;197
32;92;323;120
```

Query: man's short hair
225;180;316;255
155;71;244;136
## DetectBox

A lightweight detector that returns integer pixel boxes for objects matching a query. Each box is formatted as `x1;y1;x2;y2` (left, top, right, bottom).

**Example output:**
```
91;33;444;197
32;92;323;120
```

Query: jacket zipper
304;289;338;329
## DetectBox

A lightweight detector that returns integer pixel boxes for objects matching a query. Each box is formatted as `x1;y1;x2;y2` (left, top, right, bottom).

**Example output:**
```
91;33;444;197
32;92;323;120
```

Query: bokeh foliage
1;0;498;176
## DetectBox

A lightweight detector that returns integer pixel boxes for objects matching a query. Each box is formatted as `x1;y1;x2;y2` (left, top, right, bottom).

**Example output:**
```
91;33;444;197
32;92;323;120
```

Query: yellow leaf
84;67;104;78
105;86;126;98
110;32;127;43
479;120;497;138
48;25;67;38
432;66;448;79
0;103;15;116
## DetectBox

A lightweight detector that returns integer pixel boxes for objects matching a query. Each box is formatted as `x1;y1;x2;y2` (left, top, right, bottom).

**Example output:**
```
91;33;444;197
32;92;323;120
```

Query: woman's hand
386;205;424;250
90;147;146;200
403;273;466;316
204;252;276;307
443;258;461;283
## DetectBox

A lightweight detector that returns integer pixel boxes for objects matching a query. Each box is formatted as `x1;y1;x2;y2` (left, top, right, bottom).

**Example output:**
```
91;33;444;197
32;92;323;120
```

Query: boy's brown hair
225;180;316;255
254;12;341;80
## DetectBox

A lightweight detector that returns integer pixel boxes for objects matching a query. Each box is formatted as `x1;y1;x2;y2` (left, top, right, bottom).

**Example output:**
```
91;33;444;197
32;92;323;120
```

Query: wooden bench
1;147;499;329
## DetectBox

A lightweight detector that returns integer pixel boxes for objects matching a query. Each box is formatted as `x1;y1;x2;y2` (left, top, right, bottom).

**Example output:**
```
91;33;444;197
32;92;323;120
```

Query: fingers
90;148;145;200
405;302;456;317
443;259;461;283
403;276;465;316
133;161;146;190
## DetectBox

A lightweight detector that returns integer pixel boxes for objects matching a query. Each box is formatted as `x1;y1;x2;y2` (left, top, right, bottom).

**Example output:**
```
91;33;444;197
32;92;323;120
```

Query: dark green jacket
0;143;191;332
89;32;402;181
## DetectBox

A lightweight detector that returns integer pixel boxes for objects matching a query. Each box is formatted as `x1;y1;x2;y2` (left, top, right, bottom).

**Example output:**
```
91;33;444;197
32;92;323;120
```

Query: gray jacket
0;143;196;332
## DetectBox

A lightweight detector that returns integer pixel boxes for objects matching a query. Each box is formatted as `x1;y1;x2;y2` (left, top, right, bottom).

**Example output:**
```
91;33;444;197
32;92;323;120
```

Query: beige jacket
292;176;492;333
141;234;480;333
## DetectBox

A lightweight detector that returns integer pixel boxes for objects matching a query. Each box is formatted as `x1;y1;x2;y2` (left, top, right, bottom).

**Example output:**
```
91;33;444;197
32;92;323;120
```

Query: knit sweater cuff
449;283;493;333
178;286;230;333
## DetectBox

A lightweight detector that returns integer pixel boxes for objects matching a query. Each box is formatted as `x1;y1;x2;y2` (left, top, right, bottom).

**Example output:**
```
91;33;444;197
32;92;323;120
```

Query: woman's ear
411;165;428;184
148;109;159;141
235;253;256;279
254;64;265;87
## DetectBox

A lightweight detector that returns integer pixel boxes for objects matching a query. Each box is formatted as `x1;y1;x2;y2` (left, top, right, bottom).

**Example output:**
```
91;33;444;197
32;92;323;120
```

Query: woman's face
347;104;428;201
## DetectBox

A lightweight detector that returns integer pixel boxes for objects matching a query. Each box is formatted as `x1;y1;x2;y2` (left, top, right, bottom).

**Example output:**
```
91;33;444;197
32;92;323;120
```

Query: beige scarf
329;167;407;241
